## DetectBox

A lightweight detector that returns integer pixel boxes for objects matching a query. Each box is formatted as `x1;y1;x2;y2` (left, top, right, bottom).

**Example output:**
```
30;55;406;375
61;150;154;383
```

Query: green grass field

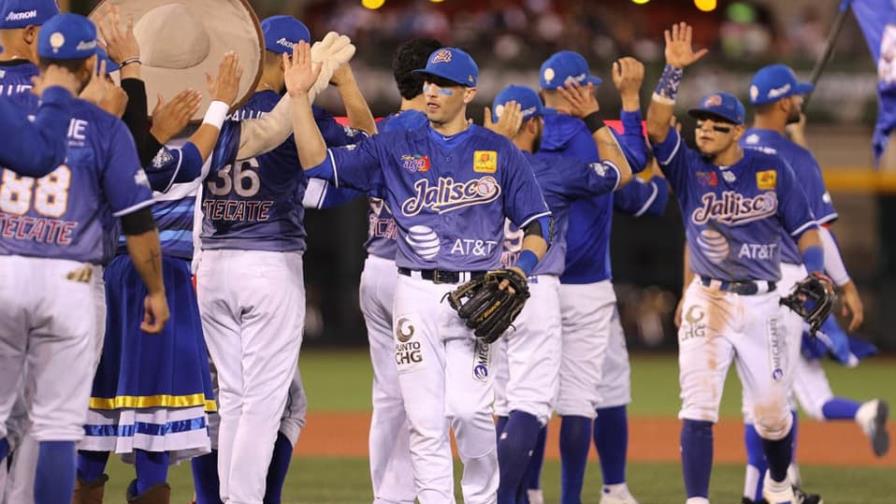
98;350;896;503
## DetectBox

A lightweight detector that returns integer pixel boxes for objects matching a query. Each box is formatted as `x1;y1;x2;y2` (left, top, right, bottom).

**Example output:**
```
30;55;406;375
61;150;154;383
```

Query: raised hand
150;89;202;143
664;22;708;69
284;41;323;98
557;82;599;118
483;101;523;139
79;60;128;117
612;57;645;97
206;51;243;106
96;4;139;65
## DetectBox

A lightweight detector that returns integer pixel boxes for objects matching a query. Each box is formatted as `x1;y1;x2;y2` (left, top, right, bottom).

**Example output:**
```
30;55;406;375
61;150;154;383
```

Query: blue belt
699;276;776;296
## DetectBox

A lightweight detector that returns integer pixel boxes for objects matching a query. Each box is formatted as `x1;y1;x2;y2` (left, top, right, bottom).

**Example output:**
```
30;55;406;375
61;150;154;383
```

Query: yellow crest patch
756;169;777;190
473;150;498;173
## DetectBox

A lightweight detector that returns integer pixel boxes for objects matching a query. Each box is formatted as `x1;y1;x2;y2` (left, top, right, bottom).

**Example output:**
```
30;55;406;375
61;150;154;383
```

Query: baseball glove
445;269;531;344
780;272;836;335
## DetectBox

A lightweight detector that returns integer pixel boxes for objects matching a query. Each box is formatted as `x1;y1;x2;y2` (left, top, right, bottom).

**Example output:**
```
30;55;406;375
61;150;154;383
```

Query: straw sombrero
90;0;263;120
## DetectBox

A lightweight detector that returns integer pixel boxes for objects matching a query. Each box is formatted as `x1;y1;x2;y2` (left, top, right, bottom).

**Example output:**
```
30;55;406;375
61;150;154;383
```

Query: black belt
398;267;486;284
700;276;776;296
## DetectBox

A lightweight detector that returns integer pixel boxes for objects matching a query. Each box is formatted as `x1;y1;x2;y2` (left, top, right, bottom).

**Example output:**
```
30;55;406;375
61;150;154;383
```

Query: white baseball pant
740;263;833;422
679;278;801;440
0;256;102;443
360;255;415;504
198;249;305;504
1;273;105;504
595;304;632;409
392;273;498;504
555;281;617;418
493;275;561;425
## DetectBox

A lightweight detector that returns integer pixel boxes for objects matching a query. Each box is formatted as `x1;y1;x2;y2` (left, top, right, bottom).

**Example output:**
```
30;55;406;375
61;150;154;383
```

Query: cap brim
586;74;602;87
412;69;472;87
794;81;814;95
688;108;740;125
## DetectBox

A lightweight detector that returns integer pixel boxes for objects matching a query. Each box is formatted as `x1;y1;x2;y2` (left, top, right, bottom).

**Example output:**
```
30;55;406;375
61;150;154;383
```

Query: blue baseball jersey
0;60;38;110
539;109;649;284
654;127;817;282
0;99;154;264
741;128;838;266
306;110;428;261
314;123;551;271
501;151;621;276
202;91;362;252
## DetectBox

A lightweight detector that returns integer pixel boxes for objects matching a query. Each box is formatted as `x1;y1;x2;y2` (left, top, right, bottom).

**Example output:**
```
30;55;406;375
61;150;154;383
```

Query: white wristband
202;100;230;129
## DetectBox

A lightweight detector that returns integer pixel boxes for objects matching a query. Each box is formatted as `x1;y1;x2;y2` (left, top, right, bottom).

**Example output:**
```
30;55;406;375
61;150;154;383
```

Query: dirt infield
296;412;895;467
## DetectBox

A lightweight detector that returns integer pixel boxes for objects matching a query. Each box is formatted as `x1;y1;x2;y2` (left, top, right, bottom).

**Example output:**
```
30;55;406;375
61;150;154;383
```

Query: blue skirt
89;255;215;411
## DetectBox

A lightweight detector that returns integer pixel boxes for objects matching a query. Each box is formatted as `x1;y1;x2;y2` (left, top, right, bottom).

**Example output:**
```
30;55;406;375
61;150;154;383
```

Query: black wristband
583;112;605;133
121;57;141;67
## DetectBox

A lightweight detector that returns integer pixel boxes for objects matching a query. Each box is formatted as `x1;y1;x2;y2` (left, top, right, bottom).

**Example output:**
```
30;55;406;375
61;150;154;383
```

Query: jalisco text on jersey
691;191;778;226
0;212;78;245
400;176;501;216
202;199;273;222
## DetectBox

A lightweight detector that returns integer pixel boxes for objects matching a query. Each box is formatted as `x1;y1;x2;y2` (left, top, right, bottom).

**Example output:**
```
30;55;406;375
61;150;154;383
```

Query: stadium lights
694;0;717;11
361;0;385;9
632;0;650;4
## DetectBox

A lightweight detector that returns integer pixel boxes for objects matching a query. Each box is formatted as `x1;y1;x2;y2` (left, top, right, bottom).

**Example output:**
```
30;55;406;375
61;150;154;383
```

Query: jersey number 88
0;166;72;218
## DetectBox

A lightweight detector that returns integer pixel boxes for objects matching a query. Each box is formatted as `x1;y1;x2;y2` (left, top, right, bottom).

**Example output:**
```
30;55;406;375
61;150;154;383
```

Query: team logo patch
395;317;415;343
473;151;497;173
49;32;65;52
696;171;718;187
722;171;736;183
395;317;423;369
431;49;452;64
151;148;174;169
542;67;556;85
756;169;777;190
401;176;502;216
404;225;440;259
704;94;722;107
472;340;490;382
696;228;729;264
401;154;431;173
679;305;707;342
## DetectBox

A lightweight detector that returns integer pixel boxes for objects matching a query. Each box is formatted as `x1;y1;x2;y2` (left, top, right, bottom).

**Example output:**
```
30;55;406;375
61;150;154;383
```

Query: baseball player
488;83;635;504
734;63;890;504
531;51;652;504
646;22;829;504
302;37;443;504
0;13;167;504
0;0;78;177
289;43;552;502
194;16;376;504
73;38;242;503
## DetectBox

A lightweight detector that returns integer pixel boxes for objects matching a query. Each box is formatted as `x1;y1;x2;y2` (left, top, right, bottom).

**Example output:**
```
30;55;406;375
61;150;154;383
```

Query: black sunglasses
695;119;734;134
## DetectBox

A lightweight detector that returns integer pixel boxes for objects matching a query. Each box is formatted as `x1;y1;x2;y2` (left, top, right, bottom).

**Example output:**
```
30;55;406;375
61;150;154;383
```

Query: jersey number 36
0;166;71;218
207;158;261;198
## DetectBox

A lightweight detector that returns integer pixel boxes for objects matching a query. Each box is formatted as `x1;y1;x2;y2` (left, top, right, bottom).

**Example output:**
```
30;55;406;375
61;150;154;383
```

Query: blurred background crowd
66;0;896;353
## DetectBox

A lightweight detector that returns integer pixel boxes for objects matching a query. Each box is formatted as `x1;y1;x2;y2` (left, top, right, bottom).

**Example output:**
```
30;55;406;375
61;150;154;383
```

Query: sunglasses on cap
695;118;735;134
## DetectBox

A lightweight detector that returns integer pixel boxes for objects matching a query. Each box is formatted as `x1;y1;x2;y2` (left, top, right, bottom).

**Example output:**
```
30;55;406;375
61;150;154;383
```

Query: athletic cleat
527;489;545;504
856;399;890;457
762;472;795;504
600;489;640;504
793;486;822;504
741;498;769;504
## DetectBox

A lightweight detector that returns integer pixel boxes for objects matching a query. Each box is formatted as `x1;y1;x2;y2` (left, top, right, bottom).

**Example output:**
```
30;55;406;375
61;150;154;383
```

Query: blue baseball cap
413;47;478;87
539;50;601;90
38;13;96;60
749;63;813;106
688;92;745;125
261;15;310;55
0;0;59;29
96;46;119;73
492;84;544;123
